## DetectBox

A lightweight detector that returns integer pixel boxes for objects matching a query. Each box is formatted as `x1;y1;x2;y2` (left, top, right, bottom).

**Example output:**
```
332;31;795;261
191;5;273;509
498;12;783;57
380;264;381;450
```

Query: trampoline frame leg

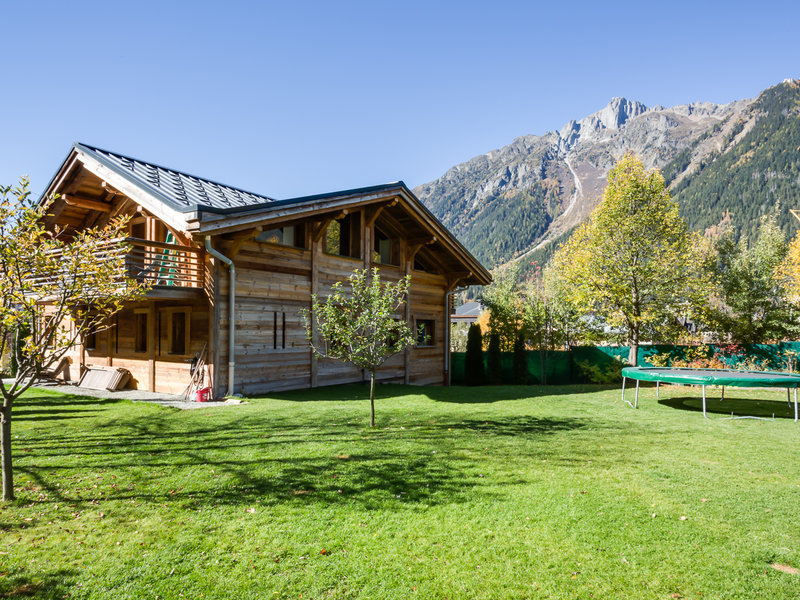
702;385;707;419
721;386;725;401
621;377;626;403
656;381;660;399
635;380;640;409
795;388;798;423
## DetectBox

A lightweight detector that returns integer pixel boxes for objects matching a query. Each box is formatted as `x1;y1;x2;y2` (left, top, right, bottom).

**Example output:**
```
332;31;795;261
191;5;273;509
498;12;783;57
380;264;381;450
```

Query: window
325;214;361;258
134;311;148;353
256;224;306;249
273;311;286;349
416;319;435;347
373;229;397;265
162;308;191;356
84;330;97;351
170;311;187;355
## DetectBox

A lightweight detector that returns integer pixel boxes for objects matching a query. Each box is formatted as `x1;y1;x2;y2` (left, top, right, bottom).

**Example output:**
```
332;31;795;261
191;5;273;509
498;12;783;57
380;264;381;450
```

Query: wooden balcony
124;238;205;298
26;237;205;300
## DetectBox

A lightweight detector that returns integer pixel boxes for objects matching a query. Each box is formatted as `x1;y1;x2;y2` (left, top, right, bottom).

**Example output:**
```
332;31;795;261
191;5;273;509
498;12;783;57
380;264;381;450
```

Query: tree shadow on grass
269;383;619;404
14;411;592;513
17;394;121;408
0;569;77;600
658;394;798;420
425;384;619;403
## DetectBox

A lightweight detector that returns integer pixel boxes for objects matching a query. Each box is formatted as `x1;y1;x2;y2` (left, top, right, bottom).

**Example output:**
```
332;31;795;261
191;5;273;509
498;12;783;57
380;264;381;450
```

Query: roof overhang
190;183;491;286
41;145;190;234
40;143;491;286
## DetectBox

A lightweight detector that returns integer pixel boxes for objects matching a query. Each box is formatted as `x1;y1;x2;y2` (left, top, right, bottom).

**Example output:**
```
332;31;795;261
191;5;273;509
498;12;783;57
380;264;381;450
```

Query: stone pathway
5;379;244;410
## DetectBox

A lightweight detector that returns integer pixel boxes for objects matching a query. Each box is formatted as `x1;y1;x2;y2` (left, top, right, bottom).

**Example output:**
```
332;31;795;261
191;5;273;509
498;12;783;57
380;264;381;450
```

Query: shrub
512;332;528;385
575;356;626;384
465;324;485;386
487;333;503;385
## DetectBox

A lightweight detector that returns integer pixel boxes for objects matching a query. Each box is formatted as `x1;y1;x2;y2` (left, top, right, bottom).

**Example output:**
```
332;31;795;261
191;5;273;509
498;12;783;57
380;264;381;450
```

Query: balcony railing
124;238;204;289
24;237;204;294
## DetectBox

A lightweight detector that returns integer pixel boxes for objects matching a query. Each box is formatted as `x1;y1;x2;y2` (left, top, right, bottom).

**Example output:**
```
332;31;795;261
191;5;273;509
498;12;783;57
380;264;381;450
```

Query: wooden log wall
65;298;210;395
213;209;450;396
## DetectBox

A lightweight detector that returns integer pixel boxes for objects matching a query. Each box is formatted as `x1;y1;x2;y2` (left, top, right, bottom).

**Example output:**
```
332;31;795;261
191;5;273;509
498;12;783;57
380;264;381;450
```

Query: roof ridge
76;142;277;204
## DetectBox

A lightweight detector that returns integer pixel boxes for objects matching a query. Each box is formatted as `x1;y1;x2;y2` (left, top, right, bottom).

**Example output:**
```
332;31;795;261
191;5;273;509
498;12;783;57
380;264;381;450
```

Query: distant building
450;301;483;325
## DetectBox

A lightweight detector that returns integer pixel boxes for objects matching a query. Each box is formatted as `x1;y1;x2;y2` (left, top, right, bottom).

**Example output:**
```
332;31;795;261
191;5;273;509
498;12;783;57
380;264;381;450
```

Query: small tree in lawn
1;178;150;501
304;268;414;427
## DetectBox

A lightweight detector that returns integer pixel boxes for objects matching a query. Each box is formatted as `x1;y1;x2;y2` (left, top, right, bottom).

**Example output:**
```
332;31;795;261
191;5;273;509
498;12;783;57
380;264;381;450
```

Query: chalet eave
189;188;491;286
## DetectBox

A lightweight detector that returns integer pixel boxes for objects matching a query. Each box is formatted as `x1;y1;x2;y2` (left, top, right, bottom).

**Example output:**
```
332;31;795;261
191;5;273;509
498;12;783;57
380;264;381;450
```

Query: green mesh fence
450;341;800;385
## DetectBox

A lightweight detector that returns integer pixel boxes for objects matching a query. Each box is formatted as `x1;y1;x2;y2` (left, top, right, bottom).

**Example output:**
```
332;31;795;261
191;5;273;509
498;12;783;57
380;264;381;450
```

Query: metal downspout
205;236;235;397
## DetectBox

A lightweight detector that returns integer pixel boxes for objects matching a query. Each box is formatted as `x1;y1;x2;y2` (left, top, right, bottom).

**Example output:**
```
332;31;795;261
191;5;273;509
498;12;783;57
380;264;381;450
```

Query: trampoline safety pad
620;366;800;421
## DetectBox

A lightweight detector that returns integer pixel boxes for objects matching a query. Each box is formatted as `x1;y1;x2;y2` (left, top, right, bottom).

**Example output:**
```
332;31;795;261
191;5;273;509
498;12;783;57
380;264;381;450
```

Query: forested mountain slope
667;80;800;242
415;83;800;268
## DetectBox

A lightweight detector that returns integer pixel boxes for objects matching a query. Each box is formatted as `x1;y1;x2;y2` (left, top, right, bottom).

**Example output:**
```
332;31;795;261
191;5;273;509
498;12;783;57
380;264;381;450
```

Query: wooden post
147;302;156;392
310;234;320;388
404;247;412;385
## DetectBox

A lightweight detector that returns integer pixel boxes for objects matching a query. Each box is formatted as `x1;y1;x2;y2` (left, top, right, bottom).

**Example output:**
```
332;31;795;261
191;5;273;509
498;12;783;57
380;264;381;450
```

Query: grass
2;382;800;599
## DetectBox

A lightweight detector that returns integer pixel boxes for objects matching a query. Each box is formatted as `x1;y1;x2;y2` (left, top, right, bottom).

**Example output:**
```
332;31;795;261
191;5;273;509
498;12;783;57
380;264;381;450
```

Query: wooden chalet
40;143;491;397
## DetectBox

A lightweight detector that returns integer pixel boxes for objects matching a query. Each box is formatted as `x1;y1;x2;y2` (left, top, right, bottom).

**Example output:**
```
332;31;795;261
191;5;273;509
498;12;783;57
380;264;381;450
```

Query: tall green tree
711;213;795;343
480;264;525;351
0;178;149;501
512;332;528;385
304;268;414;427
464;323;485;386
486;333;502;385
551;154;709;365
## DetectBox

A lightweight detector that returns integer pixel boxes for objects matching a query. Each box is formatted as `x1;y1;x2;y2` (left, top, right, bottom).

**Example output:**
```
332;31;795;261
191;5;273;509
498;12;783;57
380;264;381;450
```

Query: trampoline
621;366;800;421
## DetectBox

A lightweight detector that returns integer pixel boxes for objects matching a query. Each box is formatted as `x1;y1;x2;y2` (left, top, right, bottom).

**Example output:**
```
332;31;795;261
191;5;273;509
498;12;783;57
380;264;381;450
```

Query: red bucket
195;387;212;402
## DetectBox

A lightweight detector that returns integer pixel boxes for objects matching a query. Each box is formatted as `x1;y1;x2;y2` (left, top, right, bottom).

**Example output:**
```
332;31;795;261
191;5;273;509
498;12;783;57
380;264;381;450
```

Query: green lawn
2;383;800;599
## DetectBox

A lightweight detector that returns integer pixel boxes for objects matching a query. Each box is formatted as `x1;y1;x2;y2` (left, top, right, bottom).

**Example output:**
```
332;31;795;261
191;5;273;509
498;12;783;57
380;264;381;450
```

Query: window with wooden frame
373;227;399;266
84;329;97;351
161;307;191;356
325;213;361;258
415;318;435;347
256;224;307;249
272;311;287;350
134;310;149;354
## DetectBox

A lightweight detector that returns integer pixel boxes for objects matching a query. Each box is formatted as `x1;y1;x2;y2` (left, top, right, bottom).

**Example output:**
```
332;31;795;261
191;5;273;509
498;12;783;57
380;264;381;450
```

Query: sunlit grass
2;383;799;599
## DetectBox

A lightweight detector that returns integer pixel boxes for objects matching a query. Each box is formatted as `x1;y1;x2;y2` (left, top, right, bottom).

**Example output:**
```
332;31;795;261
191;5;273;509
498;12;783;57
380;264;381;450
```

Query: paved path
4;379;244;410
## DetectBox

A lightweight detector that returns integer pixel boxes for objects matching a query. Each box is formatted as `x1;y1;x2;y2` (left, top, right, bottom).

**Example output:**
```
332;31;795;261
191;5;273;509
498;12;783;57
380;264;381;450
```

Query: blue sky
1;0;799;200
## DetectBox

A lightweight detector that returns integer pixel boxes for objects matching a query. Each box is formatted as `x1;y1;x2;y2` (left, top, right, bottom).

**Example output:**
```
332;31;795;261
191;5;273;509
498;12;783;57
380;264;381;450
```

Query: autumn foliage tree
712;213;795;343
1;178;149;501
776;226;800;310
304;268;415;427
551;154;709;365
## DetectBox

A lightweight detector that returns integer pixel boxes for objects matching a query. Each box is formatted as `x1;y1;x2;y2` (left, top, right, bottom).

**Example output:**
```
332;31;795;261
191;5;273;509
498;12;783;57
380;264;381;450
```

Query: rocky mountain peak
558;97;649;151
593;97;648;130
413;85;768;270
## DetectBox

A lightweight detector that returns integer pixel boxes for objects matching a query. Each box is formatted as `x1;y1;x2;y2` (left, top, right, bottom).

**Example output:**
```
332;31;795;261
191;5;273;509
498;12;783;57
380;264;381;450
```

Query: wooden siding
65;298;210;395
213;209;451;396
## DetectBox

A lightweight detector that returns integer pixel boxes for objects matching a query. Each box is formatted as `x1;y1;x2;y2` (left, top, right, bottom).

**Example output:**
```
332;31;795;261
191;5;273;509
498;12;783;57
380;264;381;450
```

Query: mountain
665;80;800;243
414;83;800;269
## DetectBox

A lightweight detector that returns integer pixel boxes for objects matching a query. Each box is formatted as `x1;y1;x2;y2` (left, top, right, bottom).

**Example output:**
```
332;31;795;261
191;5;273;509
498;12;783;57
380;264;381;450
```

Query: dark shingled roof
76;142;277;212
74;142;407;216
